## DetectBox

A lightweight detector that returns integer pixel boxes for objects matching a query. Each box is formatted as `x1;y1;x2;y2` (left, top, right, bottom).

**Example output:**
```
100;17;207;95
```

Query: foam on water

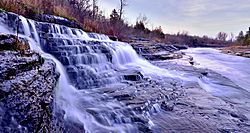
0;13;162;132
0;12;225;132
183;48;250;93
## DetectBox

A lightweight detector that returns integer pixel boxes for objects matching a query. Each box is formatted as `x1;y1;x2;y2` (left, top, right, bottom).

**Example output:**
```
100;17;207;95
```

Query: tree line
235;28;250;46
0;0;232;46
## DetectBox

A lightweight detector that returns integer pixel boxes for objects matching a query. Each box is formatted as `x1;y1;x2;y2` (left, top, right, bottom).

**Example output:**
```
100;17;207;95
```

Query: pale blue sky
99;0;250;37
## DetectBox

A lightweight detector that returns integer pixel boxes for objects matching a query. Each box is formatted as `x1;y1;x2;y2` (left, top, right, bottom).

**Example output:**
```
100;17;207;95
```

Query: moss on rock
0;34;30;52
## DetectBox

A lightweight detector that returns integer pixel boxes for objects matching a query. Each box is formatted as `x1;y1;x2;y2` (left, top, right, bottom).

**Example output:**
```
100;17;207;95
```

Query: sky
99;0;250;37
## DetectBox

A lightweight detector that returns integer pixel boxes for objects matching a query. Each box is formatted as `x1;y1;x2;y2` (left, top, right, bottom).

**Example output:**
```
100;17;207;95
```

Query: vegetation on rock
0;34;30;52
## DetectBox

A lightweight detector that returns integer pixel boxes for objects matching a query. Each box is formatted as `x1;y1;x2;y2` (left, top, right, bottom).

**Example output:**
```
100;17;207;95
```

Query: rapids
0;11;182;132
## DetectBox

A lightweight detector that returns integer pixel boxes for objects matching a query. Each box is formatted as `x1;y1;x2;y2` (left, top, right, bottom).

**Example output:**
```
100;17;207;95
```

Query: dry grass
0;0;79;24
0;0;169;40
0;0;231;45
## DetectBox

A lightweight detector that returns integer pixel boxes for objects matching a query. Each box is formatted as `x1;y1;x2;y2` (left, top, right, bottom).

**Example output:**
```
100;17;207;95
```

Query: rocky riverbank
221;45;250;58
0;34;60;132
130;41;187;61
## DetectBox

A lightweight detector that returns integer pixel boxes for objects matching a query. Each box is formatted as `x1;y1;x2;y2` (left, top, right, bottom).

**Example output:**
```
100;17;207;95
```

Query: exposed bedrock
0;34;61;133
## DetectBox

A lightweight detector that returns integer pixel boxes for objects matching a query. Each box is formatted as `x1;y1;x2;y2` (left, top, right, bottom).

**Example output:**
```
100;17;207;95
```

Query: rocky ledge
130;42;187;61
0;34;60;132
31;14;81;29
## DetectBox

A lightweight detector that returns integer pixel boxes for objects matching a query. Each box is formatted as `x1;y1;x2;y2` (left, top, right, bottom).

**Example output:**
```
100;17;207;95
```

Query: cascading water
1;11;177;132
6;10;234;133
1;11;225;133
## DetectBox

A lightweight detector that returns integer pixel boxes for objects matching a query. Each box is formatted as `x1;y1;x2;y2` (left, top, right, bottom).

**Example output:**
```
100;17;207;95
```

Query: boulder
109;36;118;41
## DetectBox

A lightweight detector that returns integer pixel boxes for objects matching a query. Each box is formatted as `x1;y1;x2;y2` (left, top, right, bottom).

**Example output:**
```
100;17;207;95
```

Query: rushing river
182;48;250;97
184;48;250;92
181;48;250;118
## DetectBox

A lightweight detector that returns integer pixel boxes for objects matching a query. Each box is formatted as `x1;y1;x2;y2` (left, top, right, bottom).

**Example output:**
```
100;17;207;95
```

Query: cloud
100;0;250;36
182;0;250;17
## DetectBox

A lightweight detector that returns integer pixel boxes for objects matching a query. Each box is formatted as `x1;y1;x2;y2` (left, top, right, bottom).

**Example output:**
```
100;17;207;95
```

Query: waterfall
0;11;185;132
0;12;151;132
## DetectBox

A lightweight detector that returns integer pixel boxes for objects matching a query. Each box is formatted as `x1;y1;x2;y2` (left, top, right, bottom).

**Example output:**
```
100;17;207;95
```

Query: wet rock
201;71;208;76
33;14;81;29
161;101;174;111
39;34;117;89
124;74;142;81
189;61;194;65
0;34;30;52
229;112;248;122
64;119;85;133
113;93;135;101
144;53;183;61
0;34;60;133
136;122;152;133
109;36;118;41
172;44;188;50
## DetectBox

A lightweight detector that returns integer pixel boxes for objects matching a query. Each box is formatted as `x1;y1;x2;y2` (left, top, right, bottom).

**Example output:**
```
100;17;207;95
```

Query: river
183;48;250;118
149;48;250;132
184;48;250;92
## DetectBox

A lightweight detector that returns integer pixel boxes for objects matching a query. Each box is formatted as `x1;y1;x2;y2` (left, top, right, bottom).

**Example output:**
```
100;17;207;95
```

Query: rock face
0;34;60;132
131;42;186;61
32;14;81;29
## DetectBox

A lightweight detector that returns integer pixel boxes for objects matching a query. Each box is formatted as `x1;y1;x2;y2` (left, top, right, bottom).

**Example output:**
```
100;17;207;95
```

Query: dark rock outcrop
108;36;118;41
0;34;60;133
32;14;81;29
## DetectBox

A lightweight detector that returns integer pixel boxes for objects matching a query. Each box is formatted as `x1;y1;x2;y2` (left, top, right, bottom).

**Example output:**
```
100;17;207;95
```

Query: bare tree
92;0;98;19
136;14;149;26
134;14;149;32
216;32;228;41
119;0;127;20
68;0;91;13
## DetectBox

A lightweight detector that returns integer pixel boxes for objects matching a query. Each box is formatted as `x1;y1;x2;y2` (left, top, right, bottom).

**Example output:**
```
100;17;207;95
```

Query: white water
183;48;250;94
181;48;250;120
0;13;184;132
105;41;186;80
0;15;134;132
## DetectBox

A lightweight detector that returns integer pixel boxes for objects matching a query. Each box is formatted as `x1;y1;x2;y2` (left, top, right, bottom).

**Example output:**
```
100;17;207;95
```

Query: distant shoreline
220;46;250;58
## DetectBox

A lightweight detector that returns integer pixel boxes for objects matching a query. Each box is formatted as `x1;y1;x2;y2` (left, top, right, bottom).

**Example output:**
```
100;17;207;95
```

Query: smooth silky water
181;48;250;120
0;12;185;132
